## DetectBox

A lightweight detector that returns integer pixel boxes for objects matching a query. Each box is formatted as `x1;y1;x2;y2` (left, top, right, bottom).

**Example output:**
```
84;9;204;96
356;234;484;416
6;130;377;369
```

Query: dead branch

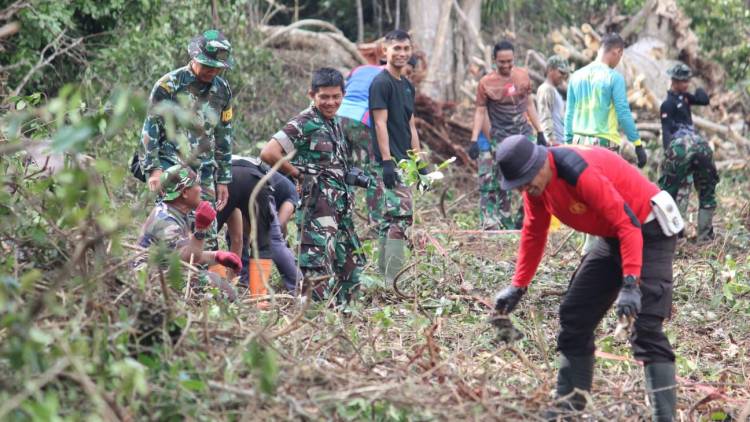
259;19;366;65
694;116;750;148
0;0;28;21
11;31;84;96
0;21;19;39
620;0;657;40
452;0;491;72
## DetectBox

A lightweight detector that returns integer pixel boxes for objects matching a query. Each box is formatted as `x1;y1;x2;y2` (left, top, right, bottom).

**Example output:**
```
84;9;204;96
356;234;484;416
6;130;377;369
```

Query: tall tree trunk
409;0;482;101
409;0;453;100
454;0;482;101
356;0;364;42
373;0;383;37
395;0;400;29
211;0;220;28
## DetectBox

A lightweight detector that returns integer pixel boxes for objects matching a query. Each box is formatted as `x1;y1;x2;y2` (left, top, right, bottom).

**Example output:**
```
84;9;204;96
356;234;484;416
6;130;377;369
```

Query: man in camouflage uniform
140;29;235;251
260;68;364;303
136;165;241;300
658;63;718;242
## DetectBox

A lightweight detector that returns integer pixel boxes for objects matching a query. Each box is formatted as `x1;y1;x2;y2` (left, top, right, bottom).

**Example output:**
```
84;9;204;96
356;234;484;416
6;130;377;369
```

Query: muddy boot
644;362;676;422
543;354;594;420
696;208;715;243
383;238;407;283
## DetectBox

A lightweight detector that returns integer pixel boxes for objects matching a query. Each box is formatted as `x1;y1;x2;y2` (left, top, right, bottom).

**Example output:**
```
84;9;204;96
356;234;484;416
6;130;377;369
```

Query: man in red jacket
492;136;678;421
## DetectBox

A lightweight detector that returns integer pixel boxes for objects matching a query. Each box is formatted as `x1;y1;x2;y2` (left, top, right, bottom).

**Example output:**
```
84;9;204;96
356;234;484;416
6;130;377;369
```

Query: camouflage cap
188;29;234;69
160;165;199;201
547;55;570;74
667;63;692;80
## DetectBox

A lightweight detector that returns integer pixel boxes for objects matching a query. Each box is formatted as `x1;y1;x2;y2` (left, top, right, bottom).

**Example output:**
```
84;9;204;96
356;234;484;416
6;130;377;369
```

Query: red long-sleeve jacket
512;145;659;288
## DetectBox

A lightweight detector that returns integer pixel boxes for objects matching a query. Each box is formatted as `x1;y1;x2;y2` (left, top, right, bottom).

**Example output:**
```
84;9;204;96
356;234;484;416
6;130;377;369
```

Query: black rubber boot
696;208;715;243
644;362;676;422
543;354;594;420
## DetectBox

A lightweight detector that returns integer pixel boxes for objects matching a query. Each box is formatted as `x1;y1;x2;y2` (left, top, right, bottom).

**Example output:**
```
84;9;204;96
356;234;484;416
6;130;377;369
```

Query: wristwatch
193;231;208;240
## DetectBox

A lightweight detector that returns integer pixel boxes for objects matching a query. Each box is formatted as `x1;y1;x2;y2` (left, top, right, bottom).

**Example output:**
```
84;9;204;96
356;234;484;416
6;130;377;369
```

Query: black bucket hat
495;135;548;190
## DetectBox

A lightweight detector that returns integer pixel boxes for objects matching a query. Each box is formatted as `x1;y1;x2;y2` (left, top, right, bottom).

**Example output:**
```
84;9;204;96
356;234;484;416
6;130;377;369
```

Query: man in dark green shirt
368;29;423;283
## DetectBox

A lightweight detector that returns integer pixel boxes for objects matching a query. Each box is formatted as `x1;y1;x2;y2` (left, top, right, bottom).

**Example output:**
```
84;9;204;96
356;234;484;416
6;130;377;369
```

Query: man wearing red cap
492;136;680;421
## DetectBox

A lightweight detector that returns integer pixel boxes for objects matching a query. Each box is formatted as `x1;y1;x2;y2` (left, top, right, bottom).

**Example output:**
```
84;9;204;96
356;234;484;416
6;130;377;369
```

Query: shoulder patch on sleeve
221;107;233;123
550;148;589;186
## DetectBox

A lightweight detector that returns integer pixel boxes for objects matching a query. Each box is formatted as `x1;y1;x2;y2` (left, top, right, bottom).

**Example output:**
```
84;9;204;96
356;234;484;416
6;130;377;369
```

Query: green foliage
244;339;279;395
335;398;427;422
678;0;750;84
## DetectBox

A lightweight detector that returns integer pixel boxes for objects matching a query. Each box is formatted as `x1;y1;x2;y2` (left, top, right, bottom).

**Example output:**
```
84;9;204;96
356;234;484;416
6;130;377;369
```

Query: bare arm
483;112;491;138
372;109;391;161
277;201;295;236
526;98;542;133
409;115;421;152
260;139;299;179
470;105;488;142
227;208;243;257
179;236;217;266
536;86;557;144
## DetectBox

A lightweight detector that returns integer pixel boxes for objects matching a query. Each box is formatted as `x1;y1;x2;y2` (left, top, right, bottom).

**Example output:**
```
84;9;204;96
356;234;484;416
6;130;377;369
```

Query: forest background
1;0;749;420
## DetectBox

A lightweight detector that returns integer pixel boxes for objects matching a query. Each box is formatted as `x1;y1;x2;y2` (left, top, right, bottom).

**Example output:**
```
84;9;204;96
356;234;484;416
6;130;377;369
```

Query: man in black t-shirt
368;29;423;282
217;156;302;291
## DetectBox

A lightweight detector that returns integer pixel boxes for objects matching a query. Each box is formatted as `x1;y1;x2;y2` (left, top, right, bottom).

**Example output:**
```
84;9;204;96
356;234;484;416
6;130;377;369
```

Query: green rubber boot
383;238;407;283
544;354;594;420
644;362;676;422
377;237;387;275
696;208;715;243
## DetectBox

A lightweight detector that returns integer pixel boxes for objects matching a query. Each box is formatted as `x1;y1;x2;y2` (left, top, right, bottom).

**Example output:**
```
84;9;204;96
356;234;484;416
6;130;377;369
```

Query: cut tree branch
11;31;84;96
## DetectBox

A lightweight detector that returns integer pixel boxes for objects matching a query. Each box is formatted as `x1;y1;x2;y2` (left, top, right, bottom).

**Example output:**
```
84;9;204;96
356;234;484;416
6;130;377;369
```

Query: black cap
495;135;548;190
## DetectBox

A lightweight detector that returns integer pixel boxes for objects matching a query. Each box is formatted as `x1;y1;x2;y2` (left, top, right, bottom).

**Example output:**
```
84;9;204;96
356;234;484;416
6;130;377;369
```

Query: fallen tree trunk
258;20;366;69
414;94;476;170
694;116;750;149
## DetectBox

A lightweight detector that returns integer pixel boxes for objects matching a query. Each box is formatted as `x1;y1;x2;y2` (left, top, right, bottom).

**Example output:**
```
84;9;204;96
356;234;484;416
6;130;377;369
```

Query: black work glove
382;159;398;189
466;142;480;160
615;275;642;318
417;166;430;192
635;145;648;168
494;285;527;314
536;132;547;146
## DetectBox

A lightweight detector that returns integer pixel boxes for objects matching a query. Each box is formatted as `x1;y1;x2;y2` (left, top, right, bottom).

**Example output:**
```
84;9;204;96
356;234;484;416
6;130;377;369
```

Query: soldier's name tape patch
221;107;233;123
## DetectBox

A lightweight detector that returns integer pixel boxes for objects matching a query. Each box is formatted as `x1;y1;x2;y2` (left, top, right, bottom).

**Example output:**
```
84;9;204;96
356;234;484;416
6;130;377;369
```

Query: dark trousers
557;220;677;363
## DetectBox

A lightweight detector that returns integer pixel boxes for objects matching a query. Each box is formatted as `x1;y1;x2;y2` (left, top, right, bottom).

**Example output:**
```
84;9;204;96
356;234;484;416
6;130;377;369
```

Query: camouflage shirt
141;65;233;184
273;105;350;191
137;202;192;250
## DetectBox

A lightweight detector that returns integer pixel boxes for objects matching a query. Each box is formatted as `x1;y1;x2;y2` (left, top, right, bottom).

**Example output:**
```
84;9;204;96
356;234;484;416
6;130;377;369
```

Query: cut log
414;94;476;170
694;116;750;149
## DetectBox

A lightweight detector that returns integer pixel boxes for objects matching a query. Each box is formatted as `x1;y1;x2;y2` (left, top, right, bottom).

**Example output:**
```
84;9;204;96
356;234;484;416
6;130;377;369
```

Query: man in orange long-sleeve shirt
492;136;678;421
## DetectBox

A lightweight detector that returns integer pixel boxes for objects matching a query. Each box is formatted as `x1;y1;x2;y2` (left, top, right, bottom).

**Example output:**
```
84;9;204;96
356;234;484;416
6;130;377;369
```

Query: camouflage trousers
371;165;413;241
477;136;526;230
658;131;718;213
297;182;365;302
156;157;220;251
340;117;383;231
